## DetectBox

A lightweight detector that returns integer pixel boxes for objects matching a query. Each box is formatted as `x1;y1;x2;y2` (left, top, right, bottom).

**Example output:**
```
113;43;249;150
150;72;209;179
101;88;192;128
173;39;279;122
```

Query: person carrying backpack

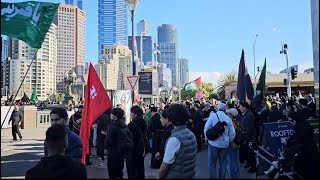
105;108;133;179
204;103;235;179
127;106;148;179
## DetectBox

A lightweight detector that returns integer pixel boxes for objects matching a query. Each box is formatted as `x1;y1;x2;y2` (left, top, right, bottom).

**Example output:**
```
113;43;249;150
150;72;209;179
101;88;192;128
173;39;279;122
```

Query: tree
201;82;216;98
180;88;197;101
56;93;64;102
217;71;237;100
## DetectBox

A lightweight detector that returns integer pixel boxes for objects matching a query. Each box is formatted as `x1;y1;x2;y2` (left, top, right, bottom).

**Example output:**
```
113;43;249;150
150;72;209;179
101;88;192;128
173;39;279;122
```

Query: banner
113;90;132;124
262;121;295;156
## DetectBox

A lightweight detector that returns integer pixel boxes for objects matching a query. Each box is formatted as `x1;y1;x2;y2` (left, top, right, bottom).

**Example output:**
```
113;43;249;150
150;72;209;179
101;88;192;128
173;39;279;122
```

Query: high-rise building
280;65;298;74
179;58;189;86
1;36;9;96
137;20;150;36
157;24;179;87
8;24;57;100
65;0;83;9
98;0;128;59
95;42;139;90
128;36;153;65
55;4;87;93
157;63;172;88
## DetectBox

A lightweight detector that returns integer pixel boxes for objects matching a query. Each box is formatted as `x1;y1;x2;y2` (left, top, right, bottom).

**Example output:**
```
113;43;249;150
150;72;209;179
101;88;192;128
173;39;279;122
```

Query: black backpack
233;121;247;145
206;113;227;141
118;126;134;157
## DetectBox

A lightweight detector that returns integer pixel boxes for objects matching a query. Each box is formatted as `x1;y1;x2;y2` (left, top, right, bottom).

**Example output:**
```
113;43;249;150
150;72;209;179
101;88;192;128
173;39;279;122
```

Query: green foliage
201;82;216;98
181;88;197;101
217;71;237;100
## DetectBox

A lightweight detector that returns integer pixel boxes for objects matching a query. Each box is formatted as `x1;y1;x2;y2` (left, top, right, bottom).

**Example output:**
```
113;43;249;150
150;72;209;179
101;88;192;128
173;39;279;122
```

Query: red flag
194;77;202;87
80;62;112;164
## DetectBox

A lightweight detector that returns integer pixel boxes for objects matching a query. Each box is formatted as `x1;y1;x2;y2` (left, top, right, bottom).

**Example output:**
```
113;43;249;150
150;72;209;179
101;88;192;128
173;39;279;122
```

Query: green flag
252;58;266;110
30;88;38;103
1;1;59;48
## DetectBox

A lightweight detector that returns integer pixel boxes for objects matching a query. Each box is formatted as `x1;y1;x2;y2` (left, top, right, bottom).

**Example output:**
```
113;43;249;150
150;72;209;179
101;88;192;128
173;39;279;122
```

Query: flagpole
1;49;39;128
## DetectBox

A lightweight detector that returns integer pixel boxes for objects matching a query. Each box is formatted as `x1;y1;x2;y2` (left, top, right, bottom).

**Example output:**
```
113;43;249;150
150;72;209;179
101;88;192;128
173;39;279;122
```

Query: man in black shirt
8;105;23;141
26;124;87;179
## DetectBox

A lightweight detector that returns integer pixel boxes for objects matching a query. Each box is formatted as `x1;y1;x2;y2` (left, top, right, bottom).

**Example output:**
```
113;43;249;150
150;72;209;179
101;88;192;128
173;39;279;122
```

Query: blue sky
4;0;314;85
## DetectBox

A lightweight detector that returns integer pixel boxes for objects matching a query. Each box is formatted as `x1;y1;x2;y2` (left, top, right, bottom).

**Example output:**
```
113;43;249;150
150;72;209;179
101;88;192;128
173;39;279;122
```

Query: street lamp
125;0;140;75
280;44;291;97
253;34;259;88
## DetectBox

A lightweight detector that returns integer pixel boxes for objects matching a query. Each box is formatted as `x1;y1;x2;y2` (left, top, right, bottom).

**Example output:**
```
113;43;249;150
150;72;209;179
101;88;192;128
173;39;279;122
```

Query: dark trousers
194;125;202;151
107;157;124;179
126;154;145;179
98;136;106;160
246;142;256;168
12;125;22;140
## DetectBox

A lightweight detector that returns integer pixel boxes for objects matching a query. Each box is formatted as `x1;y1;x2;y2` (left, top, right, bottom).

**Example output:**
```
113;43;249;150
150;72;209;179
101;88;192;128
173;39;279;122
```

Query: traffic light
291;68;297;80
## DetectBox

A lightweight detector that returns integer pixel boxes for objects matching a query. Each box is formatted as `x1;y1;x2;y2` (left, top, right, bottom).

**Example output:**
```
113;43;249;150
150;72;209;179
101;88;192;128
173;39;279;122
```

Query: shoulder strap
215;112;221;122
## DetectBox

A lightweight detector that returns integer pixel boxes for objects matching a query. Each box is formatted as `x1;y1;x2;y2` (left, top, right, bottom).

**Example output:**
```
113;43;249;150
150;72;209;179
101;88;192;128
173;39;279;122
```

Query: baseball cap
226;108;239;117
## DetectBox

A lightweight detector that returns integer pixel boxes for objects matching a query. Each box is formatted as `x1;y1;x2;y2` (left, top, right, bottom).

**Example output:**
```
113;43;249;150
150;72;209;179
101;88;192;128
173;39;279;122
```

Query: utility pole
253;34;258;88
280;44;291;97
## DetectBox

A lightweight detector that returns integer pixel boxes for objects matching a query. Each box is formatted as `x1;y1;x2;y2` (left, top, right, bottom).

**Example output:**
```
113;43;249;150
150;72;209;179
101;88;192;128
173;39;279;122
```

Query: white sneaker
100;162;106;166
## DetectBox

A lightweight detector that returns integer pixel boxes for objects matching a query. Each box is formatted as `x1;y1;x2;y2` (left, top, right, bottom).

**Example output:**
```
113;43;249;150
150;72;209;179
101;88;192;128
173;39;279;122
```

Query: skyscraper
8;24;58;100
98;0;128;59
157;63;172;88
55;4;87;93
179;58;189;86
128;36;153;65
95;42;134;90
137;20;150;36
65;0;83;9
157;24;179;87
1;36;9;96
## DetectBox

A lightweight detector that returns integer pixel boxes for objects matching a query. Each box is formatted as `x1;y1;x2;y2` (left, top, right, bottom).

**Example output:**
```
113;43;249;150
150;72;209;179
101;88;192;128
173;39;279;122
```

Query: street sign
127;75;139;90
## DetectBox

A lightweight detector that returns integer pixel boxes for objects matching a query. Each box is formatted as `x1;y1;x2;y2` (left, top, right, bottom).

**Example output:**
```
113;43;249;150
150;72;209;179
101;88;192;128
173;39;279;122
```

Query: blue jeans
208;144;228;179
228;146;240;179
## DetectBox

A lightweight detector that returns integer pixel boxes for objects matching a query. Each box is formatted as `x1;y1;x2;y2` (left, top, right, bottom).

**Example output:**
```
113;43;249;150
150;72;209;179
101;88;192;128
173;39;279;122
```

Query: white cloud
189;72;222;86
272;27;280;32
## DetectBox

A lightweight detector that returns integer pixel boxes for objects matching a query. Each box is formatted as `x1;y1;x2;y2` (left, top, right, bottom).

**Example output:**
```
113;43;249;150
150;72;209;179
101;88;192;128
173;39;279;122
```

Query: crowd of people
20;93;319;179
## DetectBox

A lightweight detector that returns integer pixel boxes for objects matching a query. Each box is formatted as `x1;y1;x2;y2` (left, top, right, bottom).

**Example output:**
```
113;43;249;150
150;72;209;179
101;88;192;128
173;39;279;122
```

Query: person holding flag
79;63;112;164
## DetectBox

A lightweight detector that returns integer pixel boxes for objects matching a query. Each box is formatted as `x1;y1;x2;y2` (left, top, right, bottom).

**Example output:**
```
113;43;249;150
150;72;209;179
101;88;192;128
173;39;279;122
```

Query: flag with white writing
1;1;59;48
80;62;112;164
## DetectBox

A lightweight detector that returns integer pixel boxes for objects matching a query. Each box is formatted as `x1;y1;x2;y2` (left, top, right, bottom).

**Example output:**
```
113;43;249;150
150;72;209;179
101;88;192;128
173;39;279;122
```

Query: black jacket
25;155;87;179
128;117;147;156
9;110;23;125
268;107;282;122
291;121;318;178
105;119;127;159
96;113;109;139
298;107;316;120
159;124;174;158
240;109;257;142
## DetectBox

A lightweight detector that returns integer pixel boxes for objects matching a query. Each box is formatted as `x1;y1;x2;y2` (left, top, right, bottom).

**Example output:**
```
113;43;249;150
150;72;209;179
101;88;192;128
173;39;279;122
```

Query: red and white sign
127;75;139;90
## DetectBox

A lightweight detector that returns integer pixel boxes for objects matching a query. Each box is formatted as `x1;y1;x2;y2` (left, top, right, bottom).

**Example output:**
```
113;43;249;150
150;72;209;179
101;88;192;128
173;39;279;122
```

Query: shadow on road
1;152;41;178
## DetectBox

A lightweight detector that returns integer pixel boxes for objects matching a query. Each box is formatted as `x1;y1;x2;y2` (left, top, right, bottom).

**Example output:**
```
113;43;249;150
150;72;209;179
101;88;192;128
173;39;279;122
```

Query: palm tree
217;71;237;100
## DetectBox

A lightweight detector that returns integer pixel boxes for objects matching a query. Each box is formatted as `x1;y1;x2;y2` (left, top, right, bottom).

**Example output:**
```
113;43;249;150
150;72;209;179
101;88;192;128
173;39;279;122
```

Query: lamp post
253;34;258;88
280;44;291;97
125;0;140;75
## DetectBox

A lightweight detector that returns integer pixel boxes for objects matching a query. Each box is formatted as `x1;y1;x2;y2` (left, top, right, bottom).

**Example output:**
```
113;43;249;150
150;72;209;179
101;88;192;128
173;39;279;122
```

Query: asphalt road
1;127;268;179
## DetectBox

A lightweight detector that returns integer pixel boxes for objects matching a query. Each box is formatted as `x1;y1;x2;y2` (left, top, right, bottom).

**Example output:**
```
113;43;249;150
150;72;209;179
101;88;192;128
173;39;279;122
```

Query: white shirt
204;111;236;148
163;137;181;164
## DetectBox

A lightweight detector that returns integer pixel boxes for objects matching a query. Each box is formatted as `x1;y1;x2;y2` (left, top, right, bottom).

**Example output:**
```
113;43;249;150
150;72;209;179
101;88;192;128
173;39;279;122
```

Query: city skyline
2;0;314;86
